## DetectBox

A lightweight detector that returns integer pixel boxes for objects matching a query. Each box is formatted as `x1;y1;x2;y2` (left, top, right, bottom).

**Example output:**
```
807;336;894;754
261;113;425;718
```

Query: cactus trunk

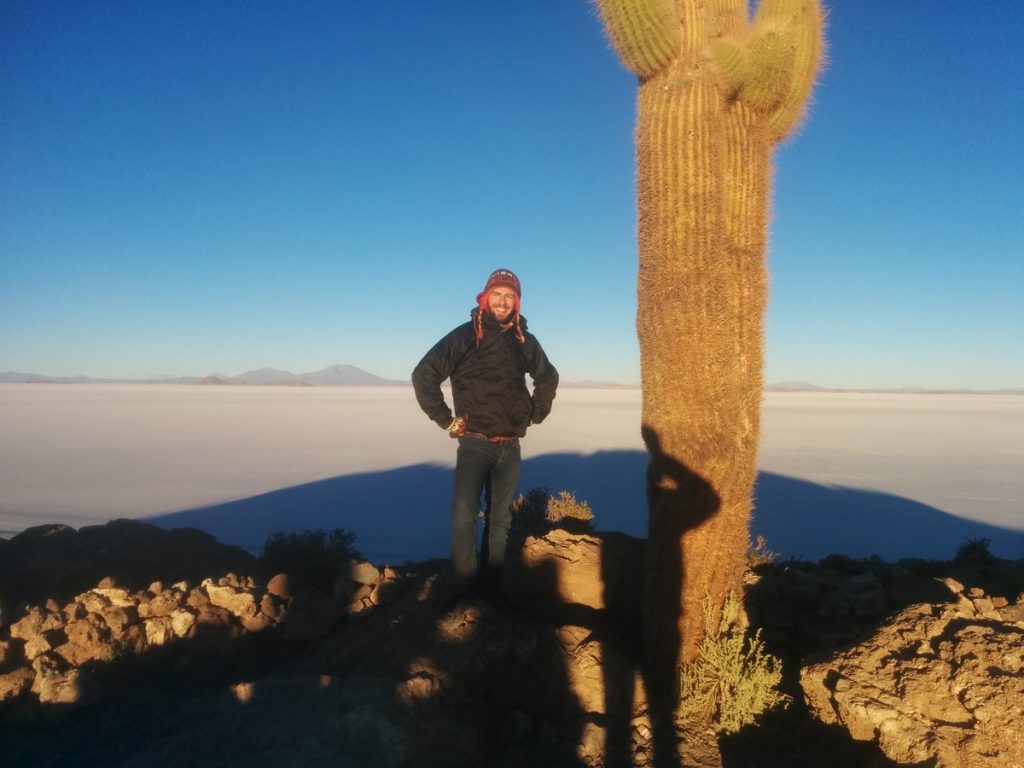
594;0;825;696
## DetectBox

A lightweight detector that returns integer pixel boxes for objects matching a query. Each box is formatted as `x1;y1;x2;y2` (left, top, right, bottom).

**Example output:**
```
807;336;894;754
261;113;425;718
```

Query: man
412;268;558;599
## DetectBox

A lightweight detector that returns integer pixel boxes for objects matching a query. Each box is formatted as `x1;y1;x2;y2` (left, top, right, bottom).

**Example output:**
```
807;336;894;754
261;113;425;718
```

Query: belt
467;432;518;444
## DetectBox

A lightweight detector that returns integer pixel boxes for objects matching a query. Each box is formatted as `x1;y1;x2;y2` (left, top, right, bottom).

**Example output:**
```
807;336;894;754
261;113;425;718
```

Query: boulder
144;617;175;647
170;608;197;639
349;561;381;587
204;581;258;620
266;573;294;600
30;652;84;705
56;616;112;665
801;601;1024;768
9;606;65;641
0;667;34;702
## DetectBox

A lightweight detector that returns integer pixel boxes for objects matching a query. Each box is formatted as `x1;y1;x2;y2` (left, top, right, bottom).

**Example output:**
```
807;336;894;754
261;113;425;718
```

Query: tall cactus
593;0;825;691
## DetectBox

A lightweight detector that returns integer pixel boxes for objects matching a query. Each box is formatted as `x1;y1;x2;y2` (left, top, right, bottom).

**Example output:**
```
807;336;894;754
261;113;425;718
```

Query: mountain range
0;364;406;387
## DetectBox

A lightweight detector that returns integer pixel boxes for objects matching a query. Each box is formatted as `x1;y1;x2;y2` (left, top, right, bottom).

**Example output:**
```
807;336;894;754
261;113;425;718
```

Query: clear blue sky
2;1;1022;389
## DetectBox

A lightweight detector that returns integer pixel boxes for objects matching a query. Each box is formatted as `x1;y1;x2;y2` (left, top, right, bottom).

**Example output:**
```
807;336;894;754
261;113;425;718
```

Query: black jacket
412;309;558;438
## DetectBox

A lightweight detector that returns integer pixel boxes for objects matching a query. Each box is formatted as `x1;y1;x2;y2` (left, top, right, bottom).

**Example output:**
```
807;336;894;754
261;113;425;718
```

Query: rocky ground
1;520;1021;767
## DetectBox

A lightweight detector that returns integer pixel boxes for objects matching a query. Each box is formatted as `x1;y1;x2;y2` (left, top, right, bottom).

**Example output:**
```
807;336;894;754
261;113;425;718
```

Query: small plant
954;537;995;567
677;592;789;734
545;491;595;534
745;535;779;571
260;528;362;591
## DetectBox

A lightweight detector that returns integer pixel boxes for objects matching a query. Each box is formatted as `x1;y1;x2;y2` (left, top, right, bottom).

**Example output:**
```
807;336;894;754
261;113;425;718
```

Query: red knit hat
475;268;521;302
474;268;525;344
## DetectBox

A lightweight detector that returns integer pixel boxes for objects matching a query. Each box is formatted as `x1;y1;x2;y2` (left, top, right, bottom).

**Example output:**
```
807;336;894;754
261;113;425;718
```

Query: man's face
487;287;518;323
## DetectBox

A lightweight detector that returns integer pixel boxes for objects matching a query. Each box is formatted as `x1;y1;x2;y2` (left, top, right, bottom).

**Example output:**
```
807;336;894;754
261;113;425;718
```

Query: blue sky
2;1;1021;389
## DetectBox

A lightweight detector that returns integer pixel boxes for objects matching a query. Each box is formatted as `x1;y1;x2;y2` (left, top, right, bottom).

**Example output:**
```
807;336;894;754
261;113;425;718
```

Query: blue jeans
450;435;521;585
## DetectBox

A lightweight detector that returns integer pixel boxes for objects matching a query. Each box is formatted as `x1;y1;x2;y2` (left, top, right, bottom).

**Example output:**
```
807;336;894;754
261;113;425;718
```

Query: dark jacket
412;308;558;438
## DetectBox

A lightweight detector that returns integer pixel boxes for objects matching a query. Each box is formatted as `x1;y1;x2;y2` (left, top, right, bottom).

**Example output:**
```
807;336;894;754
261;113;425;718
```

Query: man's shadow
636;425;721;766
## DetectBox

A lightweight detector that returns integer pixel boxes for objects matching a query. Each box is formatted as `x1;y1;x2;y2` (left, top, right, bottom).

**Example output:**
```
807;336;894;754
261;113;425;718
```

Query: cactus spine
594;0;825;691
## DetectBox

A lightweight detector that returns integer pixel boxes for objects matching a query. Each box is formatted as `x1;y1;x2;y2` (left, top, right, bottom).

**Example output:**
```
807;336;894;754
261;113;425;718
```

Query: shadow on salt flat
146;450;1023;565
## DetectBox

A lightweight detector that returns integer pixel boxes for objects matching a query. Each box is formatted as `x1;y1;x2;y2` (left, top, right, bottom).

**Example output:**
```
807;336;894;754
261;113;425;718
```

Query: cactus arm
593;0;681;79
709;35;749;97
750;0;826;140
708;0;751;36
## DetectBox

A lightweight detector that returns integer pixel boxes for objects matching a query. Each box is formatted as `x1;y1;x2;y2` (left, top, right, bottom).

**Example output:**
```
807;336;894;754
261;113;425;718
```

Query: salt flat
1;384;1021;563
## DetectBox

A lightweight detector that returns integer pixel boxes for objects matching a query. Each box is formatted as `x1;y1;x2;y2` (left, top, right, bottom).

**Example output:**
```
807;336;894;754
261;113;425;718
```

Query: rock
205;583;258;620
31;652;84;705
777;565;826;602
836;571;888;617
240;612;273;633
76;591;111;614
942;576;965;595
99;605;137;638
260;593;287;623
138;589;183;618
348;560;381;587
144;617;175;647
0;667;34;702
10;606;65;641
170;609;196;639
63;601;86;622
349;584;374;613
370;576;407;608
266;573;294;600
802;602;1024;767
56;616;112;665
24;628;66;661
186;587;210;610
507;530;643;632
90;589;135;606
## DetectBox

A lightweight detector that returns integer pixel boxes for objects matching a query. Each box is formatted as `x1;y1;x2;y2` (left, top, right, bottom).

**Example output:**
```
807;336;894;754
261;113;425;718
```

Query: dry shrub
511;488;595;537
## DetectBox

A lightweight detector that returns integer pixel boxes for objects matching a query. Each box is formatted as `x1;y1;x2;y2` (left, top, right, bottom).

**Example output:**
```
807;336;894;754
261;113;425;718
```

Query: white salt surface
1;384;1021;563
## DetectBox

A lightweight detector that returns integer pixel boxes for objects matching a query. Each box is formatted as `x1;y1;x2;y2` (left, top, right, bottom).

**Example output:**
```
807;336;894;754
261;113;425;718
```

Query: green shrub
677;592;789;734
260;528;362;591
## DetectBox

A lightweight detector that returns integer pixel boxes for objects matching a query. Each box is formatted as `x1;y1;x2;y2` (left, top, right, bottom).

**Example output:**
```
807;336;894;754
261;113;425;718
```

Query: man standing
412;268;558;599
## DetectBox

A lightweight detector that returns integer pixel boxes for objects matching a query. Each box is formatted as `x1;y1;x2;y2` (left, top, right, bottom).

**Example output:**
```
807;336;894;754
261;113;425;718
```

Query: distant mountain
0;364;405;387
0;371;106;384
765;381;828;392
232;367;300;384
558;377;639;389
297;364;402;386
